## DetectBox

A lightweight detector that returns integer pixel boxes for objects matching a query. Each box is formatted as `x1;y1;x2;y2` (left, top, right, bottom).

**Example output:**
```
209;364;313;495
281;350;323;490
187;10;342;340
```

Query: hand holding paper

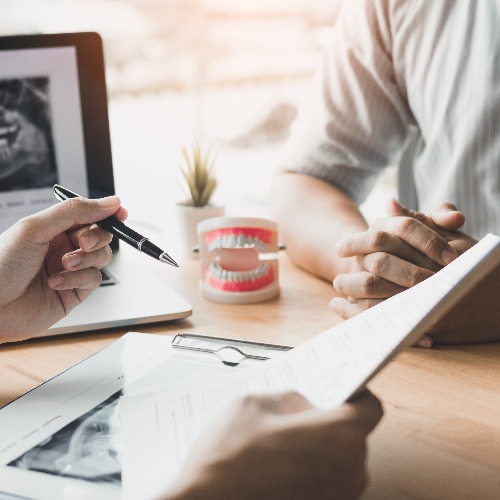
164;390;382;500
121;234;500;499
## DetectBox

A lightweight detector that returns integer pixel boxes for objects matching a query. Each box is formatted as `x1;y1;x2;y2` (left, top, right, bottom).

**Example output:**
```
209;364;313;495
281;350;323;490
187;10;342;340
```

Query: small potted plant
175;140;225;257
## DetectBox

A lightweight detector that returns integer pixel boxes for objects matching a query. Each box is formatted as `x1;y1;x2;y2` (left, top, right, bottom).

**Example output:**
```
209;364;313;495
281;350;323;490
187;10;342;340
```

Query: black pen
53;184;178;267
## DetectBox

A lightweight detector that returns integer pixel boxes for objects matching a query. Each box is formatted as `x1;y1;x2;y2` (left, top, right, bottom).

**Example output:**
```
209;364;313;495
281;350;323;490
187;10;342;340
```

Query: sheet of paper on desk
120;233;500;500
0;332;246;500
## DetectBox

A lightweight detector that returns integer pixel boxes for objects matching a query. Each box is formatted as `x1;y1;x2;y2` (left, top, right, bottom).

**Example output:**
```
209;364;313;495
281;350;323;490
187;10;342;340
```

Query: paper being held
120;234;500;500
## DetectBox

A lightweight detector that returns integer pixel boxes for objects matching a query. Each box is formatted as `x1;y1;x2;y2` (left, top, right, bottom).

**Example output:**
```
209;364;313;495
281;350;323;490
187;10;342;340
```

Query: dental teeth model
196;217;281;304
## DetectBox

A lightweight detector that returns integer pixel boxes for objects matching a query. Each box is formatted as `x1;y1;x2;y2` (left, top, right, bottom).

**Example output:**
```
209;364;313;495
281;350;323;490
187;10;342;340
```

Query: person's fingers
361;252;436;287
429;202;465;231
329;296;383;319
61;245;113;271
19;197;125;245
333;271;405;299
336;218;457;267
335;228;451;270
389;198;466;234
336;391;384;433
329;297;366;319
287;390;383;436
415;334;434;349
48;267;102;291
256;391;315;415
68;224;114;252
385;198;432;224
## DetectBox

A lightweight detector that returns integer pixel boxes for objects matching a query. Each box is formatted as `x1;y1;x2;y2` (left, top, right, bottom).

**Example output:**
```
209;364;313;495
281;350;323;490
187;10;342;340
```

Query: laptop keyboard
100;268;116;287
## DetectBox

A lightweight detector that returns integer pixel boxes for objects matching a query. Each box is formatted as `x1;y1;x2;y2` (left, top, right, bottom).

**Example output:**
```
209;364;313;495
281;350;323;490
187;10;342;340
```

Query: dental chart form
121;234;500;500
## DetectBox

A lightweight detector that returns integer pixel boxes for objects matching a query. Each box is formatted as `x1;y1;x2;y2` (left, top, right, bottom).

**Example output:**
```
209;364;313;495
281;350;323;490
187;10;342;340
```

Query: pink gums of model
197;218;280;304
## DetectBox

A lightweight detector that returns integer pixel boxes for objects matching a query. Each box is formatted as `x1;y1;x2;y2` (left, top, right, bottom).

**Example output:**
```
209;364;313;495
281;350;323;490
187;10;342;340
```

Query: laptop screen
0;32;115;235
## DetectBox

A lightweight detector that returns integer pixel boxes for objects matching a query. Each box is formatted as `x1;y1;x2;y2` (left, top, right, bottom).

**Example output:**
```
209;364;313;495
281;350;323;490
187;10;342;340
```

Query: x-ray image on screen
0;77;58;192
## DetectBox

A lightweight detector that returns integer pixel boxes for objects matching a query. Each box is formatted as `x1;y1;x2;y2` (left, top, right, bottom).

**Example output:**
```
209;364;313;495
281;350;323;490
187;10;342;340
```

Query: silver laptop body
0;32;192;337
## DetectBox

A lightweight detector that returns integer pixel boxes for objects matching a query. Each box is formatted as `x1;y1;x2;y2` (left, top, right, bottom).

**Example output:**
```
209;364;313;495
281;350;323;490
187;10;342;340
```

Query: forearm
163;475;218;500
270;169;368;281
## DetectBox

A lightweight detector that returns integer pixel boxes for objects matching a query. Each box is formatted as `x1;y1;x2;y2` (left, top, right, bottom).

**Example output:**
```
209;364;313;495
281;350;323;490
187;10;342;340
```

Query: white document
0;331;285;500
120;234;500;500
0;333;230;500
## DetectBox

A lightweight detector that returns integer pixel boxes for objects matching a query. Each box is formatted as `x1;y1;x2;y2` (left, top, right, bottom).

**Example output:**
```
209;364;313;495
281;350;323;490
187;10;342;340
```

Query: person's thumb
386;198;431;225
274;390;383;437
429;202;465;231
21;196;123;244
386;197;410;217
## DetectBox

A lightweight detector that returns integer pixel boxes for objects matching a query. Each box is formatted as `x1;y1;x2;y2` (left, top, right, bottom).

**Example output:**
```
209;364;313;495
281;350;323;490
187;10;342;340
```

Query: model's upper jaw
204;226;274;254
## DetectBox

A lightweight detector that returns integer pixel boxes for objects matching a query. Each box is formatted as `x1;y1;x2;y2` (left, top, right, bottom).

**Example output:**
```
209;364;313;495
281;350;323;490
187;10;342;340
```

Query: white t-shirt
283;0;500;239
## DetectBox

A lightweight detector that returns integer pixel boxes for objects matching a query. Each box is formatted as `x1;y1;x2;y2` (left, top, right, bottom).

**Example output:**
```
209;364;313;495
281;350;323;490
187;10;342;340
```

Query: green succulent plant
178;141;218;207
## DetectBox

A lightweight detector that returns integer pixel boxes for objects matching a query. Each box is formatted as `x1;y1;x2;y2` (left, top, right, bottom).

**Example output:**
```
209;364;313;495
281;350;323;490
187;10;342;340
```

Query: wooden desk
0;253;499;499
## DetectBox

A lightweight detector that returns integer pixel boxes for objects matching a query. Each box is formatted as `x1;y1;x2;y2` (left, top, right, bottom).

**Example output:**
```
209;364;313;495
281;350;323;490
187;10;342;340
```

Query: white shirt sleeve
282;0;413;204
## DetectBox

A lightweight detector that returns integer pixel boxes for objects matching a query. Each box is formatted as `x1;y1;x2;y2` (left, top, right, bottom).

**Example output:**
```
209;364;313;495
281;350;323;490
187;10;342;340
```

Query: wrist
163;469;220;500
163;461;244;500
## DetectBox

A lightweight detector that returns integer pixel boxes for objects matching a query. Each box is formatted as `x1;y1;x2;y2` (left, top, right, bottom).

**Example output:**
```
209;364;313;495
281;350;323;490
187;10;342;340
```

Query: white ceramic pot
175;202;225;258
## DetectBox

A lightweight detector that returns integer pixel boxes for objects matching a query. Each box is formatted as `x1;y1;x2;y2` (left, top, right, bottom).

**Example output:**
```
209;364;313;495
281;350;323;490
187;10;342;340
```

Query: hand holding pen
53;184;178;267
1;192;132;340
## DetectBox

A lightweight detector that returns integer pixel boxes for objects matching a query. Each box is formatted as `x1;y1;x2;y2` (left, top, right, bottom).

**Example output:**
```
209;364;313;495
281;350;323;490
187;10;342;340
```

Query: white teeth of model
228;234;237;247
237;235;245;246
208;238;220;253
209;258;271;285
257;263;269;277
209;262;220;278
254;239;267;252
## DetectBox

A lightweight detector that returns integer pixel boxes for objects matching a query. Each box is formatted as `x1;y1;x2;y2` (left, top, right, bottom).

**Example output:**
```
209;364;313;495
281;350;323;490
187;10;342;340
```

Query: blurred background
2;0;394;232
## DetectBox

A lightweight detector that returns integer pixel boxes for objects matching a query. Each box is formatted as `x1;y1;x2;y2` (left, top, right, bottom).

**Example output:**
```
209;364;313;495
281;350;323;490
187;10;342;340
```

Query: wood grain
1;253;498;499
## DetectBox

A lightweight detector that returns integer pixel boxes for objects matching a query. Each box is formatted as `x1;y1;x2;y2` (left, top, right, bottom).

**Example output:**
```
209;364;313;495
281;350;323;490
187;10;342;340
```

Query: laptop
0;32;192;336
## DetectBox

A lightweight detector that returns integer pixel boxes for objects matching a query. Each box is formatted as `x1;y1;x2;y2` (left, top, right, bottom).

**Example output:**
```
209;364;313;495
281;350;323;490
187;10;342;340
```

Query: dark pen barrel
99;217;163;258
98;216;145;250
52;184;178;267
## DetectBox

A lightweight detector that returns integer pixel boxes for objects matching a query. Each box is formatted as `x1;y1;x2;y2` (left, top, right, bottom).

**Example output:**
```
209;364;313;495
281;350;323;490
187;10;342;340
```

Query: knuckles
396;216;420;236
100;245;113;267
369;252;391;276
14;216;40;241
65;197;88;213
361;273;378;295
368;230;391;251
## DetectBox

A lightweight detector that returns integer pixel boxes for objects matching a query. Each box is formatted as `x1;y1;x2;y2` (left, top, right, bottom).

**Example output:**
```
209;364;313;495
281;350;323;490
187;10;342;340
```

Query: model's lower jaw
206;261;275;292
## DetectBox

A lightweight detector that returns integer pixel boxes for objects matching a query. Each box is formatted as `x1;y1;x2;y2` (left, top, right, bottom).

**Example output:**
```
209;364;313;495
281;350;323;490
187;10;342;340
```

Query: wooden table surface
1;252;499;499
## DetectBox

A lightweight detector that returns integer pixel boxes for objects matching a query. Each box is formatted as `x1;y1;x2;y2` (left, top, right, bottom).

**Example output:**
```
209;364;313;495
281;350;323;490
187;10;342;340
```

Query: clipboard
0;331;290;499
171;333;292;367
